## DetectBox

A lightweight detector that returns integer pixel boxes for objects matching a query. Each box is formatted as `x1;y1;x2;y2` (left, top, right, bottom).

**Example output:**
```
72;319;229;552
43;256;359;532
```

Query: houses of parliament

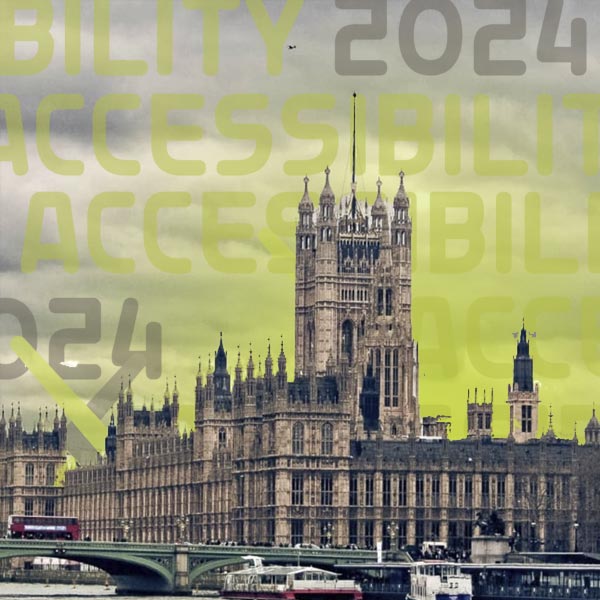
1;170;599;554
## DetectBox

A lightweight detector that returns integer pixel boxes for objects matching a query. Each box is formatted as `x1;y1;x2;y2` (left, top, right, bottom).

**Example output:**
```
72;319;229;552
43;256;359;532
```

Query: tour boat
221;556;362;600
406;562;472;600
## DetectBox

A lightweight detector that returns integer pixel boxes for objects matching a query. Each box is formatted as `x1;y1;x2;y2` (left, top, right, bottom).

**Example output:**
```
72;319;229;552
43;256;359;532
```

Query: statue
475;510;506;536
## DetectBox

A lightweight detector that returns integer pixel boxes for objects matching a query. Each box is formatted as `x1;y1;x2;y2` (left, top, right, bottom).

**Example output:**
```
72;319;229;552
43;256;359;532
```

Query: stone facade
2;171;600;553
0;407;67;527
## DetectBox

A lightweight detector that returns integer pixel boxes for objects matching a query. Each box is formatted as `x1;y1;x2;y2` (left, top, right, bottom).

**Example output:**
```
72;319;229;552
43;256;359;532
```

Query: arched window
292;422;304;454
46;464;55;486
218;427;227;449
341;320;353;364
25;463;34;485
321;423;333;455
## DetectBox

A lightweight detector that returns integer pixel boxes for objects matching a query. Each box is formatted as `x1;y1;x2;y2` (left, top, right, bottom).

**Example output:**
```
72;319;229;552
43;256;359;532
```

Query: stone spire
393;170;409;208
265;339;273;378
319;167;335;208
513;322;533;392
299;176;314;210
247;345;255;380
235;346;243;382
371;176;388;231
215;332;227;374
164;379;170;404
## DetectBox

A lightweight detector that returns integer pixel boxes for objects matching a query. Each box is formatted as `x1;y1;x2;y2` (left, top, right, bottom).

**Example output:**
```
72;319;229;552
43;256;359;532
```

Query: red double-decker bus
7;515;80;540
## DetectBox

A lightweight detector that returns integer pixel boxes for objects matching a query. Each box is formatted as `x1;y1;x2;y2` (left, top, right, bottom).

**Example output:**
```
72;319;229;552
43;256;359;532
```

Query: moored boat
407;561;472;600
221;556;362;600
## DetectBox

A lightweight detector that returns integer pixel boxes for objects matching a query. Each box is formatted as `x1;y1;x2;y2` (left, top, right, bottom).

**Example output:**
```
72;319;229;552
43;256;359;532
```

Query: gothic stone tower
466;387;493;439
295;169;419;439
507;324;540;442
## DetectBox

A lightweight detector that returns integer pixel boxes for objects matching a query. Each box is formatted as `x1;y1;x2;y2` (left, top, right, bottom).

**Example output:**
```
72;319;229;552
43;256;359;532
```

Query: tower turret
172;376;179;424
59;408;67;450
277;339;287;390
370;177;388;233
585;405;600;445
317;167;336;236
0;407;5;447
213;334;232;412
507;324;540;443
105;412;117;462
467;388;493;439
513;323;533;392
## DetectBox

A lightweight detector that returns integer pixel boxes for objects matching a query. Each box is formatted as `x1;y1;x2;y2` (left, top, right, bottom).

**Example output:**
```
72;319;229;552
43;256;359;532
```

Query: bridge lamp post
325;522;334;548
574;521;579;552
176;516;189;543
119;519;132;542
387;521;398;553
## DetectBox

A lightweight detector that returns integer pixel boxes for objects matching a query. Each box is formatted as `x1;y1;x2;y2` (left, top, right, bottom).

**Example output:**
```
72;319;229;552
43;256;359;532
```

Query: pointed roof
393;170;409;207
215;332;227;372
319;167;335;204
372;177;386;214
265;339;273;373
299;176;314;212
278;337;287;371
542;406;557;441
236;346;242;369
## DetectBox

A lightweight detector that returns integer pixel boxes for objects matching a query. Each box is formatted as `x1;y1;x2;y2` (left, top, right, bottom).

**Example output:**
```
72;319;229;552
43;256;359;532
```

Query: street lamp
530;521;537;551
574;521;579;552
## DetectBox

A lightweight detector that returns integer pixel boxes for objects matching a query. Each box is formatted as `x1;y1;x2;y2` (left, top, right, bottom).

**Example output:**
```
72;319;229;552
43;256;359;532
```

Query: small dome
585;407;600;432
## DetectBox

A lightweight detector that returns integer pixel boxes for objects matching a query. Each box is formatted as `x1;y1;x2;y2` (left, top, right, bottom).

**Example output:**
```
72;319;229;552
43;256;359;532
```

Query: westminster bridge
0;540;379;595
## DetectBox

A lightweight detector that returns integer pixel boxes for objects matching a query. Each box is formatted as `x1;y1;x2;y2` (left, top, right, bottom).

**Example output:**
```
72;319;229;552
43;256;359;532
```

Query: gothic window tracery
341;320;353;364
321;423;333;455
25;463;34;485
292;422;304;454
218;428;227;449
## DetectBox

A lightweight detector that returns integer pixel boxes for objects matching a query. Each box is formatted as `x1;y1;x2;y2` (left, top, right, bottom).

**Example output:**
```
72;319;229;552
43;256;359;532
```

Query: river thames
0;582;217;599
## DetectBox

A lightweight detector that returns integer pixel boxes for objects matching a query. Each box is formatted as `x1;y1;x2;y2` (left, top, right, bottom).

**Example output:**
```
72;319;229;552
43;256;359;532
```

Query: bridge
0;540;378;595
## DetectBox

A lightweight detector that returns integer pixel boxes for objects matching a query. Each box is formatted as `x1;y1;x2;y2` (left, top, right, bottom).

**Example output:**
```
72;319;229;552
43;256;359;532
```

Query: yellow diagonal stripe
10;336;106;454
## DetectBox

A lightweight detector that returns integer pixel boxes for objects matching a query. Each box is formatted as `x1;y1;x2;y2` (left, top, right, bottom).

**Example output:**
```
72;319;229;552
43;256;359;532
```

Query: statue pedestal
471;536;510;564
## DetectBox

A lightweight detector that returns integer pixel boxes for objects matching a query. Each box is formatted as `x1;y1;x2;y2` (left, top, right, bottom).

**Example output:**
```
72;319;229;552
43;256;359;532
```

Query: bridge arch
0;543;174;594
189;555;250;585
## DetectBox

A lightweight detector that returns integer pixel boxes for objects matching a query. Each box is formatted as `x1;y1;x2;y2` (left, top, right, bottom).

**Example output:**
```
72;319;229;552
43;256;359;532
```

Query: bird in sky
288;44;296;49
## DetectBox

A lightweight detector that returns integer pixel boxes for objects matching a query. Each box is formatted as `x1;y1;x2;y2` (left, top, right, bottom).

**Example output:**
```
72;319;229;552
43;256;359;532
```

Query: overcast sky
1;0;599;460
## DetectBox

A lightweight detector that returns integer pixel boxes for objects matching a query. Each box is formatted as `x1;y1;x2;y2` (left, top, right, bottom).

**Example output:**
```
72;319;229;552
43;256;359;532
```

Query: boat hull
407;595;471;600
221;591;362;600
